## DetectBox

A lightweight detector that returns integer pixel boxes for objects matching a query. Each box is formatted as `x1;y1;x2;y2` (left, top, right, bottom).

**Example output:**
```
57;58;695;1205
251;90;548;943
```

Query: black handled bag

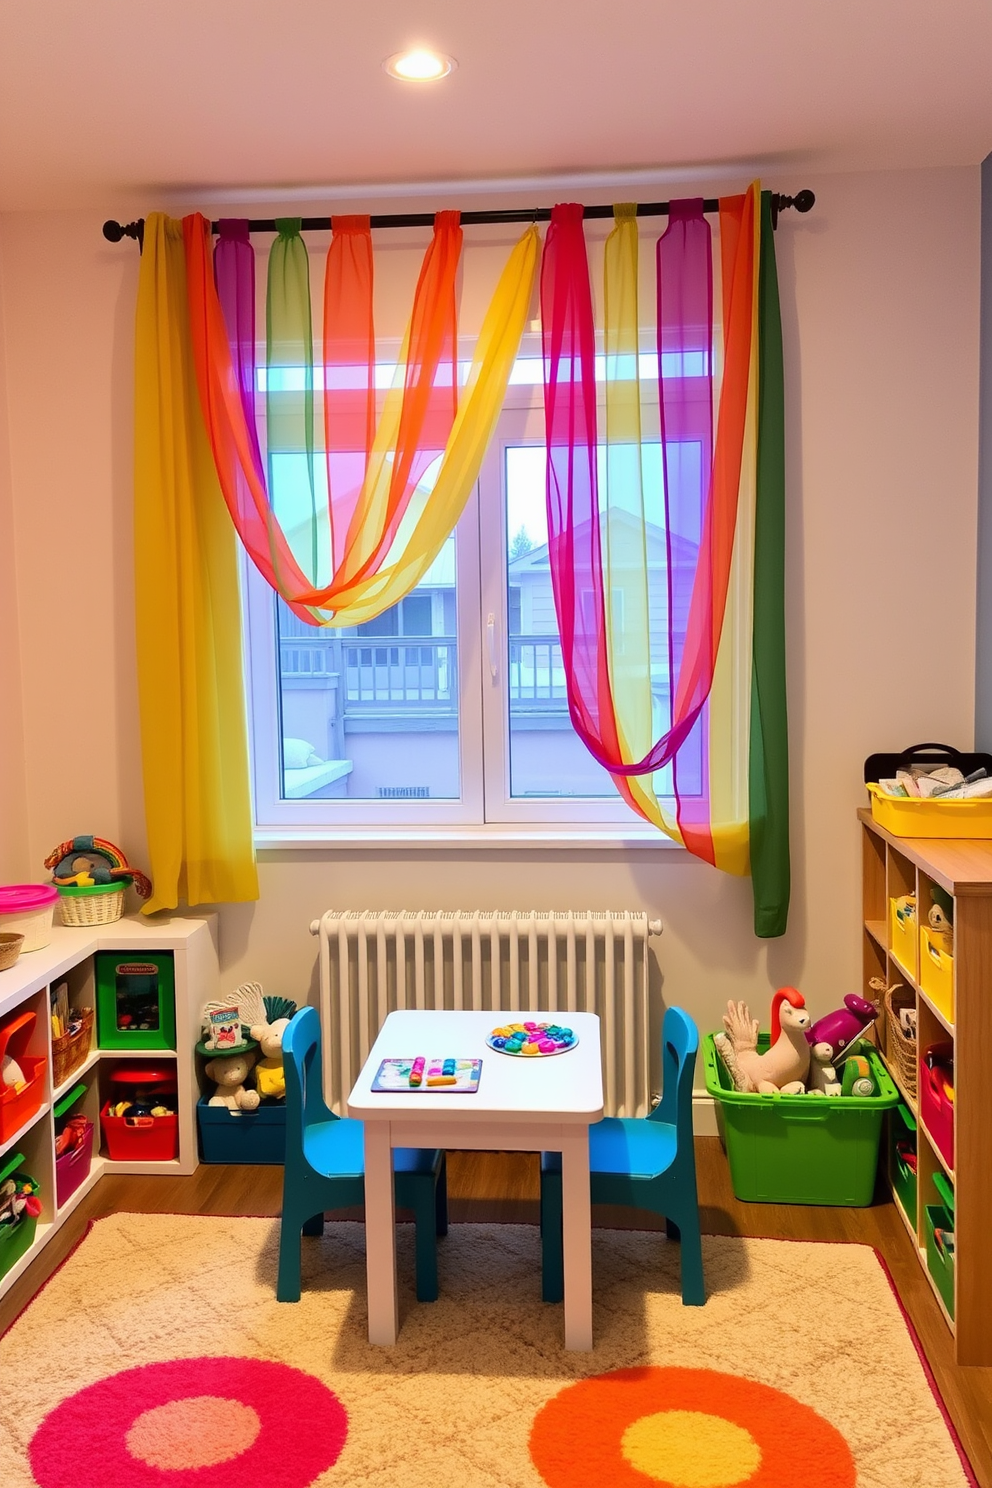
863;741;992;785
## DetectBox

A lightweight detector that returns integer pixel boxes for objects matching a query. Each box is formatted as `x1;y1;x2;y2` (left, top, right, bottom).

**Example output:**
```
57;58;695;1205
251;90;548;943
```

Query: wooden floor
3;1140;990;1487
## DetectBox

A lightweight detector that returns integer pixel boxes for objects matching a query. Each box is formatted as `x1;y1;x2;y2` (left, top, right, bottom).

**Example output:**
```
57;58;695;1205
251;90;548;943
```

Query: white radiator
310;910;662;1118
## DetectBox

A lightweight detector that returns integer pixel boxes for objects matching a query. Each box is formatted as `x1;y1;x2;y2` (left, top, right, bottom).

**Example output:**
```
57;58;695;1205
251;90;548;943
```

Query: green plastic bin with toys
0;1151;42;1280
703;1034;899;1206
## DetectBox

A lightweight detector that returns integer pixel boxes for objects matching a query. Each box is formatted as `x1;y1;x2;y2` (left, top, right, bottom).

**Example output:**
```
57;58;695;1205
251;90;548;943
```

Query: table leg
560;1125;593;1351
364;1121;398;1345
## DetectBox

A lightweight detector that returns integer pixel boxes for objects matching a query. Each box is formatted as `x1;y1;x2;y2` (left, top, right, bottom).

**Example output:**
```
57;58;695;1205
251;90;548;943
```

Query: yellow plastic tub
868;782;992;839
920;927;954;1024
889;896;917;979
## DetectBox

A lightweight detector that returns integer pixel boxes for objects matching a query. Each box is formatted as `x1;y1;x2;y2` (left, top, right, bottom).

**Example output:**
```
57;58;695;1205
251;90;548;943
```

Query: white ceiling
1;0;991;213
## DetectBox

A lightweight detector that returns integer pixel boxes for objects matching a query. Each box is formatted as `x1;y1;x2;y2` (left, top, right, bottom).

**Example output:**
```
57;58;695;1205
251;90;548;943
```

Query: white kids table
347;1008;603;1351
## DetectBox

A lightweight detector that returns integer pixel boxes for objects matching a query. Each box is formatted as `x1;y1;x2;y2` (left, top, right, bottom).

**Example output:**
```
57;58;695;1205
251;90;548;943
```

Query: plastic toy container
703;1035;899;1205
888;896;917;977
55;1119;94;1207
53;1082;94;1208
100;1065;178;1163
0;884;58;952
197;1095;286;1165
0;1009;46;1144
924;1173;955;1320
920;1043;954;1171
95;952;176;1051
0;1152;40;1280
919;927;954;1024
867;783;992;840
889;1102;918;1224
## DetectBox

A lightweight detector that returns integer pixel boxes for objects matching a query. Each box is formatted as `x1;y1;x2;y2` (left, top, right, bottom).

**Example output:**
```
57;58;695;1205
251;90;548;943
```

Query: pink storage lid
0;883;59;912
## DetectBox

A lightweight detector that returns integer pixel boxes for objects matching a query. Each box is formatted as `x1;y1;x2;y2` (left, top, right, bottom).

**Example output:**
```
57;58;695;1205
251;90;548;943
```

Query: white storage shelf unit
0;915;217;1301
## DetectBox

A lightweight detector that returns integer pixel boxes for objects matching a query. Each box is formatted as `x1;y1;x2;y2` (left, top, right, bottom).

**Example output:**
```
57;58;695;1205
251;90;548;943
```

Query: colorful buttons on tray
488;1022;576;1055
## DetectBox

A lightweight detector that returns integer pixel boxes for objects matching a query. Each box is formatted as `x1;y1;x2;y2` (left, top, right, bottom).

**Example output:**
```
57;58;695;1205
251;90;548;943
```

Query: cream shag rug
0;1214;972;1488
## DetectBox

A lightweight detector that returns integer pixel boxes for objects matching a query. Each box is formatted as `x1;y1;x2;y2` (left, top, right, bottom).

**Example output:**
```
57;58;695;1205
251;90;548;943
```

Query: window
244;339;711;836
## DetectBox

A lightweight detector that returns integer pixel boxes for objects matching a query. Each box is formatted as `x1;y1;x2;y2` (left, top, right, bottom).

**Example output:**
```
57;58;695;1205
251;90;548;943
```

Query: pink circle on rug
29;1357;347;1488
126;1396;261;1469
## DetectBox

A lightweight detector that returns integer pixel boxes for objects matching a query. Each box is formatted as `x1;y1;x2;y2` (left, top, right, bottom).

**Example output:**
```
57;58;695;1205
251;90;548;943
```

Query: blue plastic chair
539;1005;704;1306
277;1006;448;1303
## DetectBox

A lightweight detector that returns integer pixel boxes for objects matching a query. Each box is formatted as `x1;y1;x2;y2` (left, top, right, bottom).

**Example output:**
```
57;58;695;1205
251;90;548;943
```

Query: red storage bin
920;1041;954;1170
0;1010;46;1144
100;1065;178;1163
100;1104;178;1161
55;1118;94;1207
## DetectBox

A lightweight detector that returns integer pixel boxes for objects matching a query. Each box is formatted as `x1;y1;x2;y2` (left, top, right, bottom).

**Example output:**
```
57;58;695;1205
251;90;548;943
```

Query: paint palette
486;1022;578;1056
371;1057;483;1092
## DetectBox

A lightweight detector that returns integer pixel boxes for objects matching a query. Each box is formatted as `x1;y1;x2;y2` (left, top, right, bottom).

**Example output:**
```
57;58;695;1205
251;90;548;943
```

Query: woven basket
51;1008;94;1089
57;883;125;927
0;933;24;972
883;984;918;1100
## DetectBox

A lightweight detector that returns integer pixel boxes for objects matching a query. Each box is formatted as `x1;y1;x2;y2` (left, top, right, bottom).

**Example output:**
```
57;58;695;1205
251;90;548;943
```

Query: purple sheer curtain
656;200;715;832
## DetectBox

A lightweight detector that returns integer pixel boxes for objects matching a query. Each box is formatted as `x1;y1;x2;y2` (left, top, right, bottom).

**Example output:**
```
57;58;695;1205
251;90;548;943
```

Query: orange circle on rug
126;1396;261;1469
529;1367;857;1488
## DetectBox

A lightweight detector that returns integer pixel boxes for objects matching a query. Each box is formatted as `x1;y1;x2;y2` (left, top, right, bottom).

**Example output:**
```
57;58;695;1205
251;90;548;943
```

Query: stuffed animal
44;835;152;898
2;1052;26;1090
203;1052;260;1114
238;984;298;1102
806;1042;842;1096
928;884;954;953
251;1019;291;1100
715;988;812;1094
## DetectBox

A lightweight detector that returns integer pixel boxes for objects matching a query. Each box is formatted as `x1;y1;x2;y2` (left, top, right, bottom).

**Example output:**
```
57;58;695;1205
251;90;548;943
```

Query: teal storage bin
924;1171;955;1320
703;1034;899;1205
890;1101;918;1224
197;1095;286;1164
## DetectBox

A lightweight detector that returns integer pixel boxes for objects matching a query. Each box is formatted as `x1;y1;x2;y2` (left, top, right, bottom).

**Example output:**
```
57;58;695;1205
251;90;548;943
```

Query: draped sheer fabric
539;187;789;934
184;212;538;626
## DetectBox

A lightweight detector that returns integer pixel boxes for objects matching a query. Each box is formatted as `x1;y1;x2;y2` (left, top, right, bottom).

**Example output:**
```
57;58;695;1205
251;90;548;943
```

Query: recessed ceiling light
384;49;456;82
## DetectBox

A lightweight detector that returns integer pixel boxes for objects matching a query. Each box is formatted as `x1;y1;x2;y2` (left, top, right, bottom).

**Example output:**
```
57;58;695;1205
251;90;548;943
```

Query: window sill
254;824;684;852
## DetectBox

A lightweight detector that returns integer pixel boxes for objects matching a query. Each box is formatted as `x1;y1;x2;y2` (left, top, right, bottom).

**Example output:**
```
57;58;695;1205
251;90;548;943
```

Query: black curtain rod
103;189;815;250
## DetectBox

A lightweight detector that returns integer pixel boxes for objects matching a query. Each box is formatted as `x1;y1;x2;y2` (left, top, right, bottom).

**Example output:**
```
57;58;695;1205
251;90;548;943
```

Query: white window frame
243;346;703;848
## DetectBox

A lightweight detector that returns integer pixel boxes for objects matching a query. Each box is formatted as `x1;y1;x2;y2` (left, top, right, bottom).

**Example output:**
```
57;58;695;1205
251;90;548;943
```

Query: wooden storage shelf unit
0;915;217;1302
859;807;992;1365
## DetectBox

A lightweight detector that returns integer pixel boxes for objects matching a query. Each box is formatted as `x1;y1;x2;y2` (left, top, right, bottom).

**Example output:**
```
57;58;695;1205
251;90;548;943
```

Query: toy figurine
805;994;878;1062
715;987;812;1094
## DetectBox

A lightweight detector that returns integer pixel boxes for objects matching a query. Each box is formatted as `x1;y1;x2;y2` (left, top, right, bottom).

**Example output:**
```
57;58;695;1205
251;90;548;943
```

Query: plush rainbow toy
44;835;152;899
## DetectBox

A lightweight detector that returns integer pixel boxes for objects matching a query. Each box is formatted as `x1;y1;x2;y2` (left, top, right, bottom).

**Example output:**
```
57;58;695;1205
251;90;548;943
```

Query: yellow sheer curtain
134;214;259;911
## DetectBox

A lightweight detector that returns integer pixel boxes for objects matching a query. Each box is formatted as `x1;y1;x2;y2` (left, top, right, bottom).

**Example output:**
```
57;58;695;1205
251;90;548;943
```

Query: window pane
504;443;703;803
275;533;460;802
504;446;619;799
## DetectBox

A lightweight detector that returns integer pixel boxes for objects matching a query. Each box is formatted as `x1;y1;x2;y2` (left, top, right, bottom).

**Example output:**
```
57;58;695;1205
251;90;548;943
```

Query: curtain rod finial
769;189;815;229
103;218;145;250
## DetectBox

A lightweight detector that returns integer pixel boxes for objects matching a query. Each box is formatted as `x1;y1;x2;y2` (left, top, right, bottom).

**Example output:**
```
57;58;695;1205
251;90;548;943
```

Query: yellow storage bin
889;895;917;978
868;782;992;839
920;927;954;1024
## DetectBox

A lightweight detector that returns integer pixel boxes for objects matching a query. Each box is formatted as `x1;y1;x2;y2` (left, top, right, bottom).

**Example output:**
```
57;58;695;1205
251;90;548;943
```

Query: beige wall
0;245;29;882
0;166;981;1057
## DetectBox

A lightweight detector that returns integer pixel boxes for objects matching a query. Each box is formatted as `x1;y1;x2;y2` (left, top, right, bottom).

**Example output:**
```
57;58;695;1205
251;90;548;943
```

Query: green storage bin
924;1172;955;1320
703;1034;899;1205
0;1152;40;1281
890;1101;918;1224
95;952;176;1051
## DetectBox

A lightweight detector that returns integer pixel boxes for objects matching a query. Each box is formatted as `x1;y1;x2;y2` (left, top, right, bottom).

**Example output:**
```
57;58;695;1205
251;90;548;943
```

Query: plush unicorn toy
715;987;812;1094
